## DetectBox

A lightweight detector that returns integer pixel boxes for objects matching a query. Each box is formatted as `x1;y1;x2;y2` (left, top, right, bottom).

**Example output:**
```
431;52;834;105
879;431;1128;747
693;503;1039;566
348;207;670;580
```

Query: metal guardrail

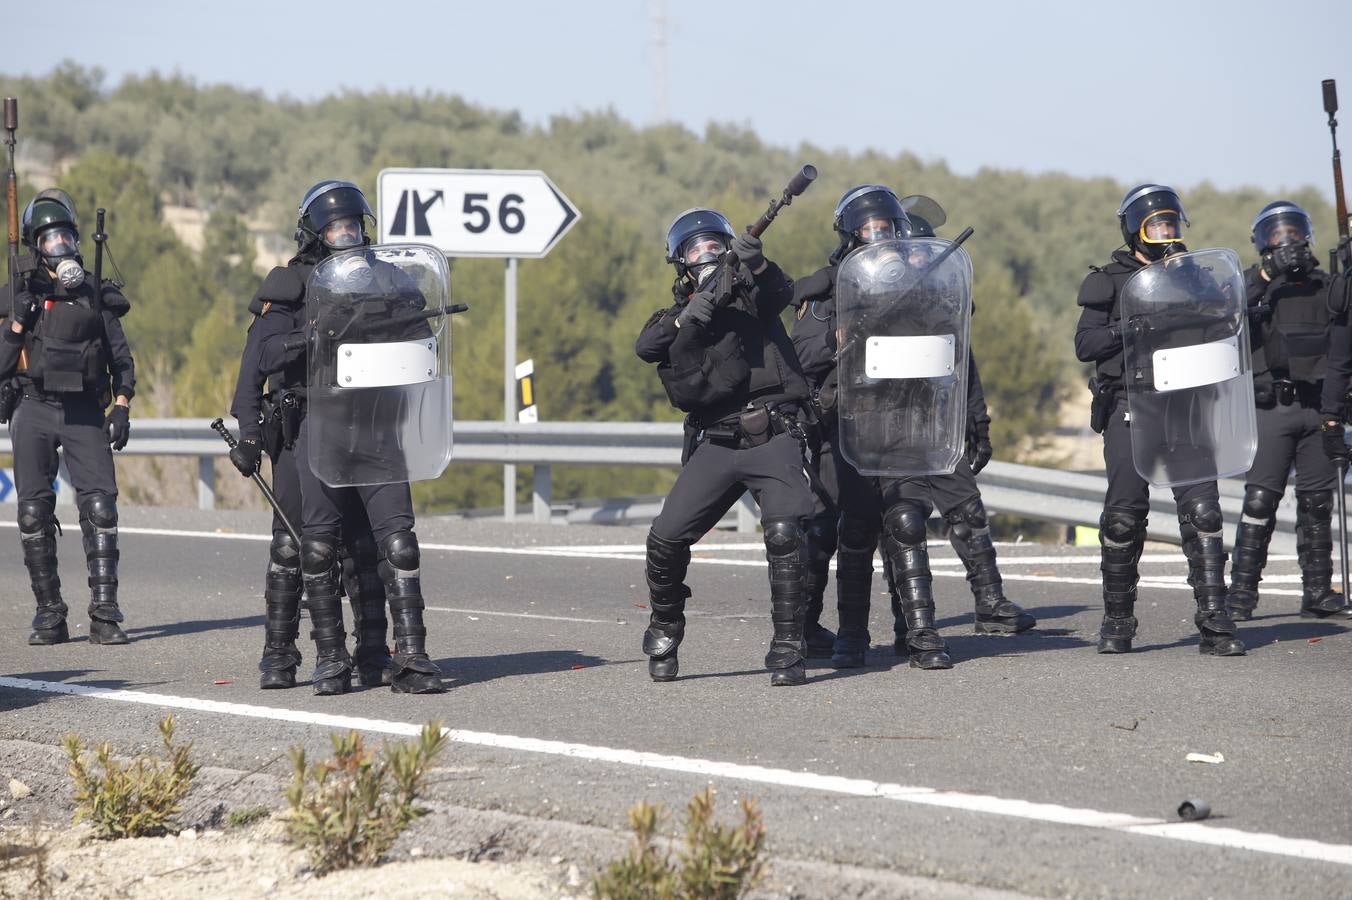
0;418;1307;552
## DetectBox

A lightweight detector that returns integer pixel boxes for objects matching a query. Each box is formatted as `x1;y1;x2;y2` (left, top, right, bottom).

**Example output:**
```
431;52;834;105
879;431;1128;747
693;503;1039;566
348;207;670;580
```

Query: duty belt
1270;379;1321;407
695;400;805;450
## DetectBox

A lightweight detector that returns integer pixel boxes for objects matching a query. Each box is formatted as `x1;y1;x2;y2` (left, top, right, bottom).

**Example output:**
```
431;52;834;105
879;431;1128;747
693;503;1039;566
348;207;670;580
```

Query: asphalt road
1;505;1349;898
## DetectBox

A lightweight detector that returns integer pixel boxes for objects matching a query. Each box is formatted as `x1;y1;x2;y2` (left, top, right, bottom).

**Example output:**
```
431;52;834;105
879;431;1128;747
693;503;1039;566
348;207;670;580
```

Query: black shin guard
1295;491;1352;619
344;533;394;686
379;531;445;694
301;537;353;695
643;530;690;682
1098;509;1144;654
945;496;1035;634
1179;498;1245;656
260;533;302;689
879;503;951;670
763;518;807;686
19;500;67;645
830;515;875;668
1227;486;1279;621
881;539;908;654
801;515;837;657
80;495;126;645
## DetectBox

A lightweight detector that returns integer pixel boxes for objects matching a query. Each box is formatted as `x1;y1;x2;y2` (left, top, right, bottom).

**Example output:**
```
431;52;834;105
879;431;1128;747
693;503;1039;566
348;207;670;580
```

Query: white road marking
0;522;1304;596
427;607;622;625
1;675;1348;867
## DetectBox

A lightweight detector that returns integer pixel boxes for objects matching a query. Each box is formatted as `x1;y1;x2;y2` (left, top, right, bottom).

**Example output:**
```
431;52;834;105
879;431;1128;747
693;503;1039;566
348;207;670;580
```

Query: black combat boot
1097;509;1144;653
879;503;951;670
301;537;354;695
945;497;1035;634
829;516;875;668
80;495;127;645
344;534;394;687
1226;486;1279;621
1179;498;1245;656
20;500;68;645
1295;491;1352;619
642;531;690;682
801;516;837;658
259;533;302;689
763;518;807;686
379;532;445;694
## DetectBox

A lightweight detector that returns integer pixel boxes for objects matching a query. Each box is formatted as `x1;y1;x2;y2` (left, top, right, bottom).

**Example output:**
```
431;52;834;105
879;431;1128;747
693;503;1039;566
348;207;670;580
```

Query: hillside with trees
1;64;1336;512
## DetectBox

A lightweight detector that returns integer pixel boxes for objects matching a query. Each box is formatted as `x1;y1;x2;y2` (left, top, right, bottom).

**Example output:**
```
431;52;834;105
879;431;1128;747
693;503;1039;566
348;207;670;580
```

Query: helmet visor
1139;210;1185;245
36;226;79;259
1255;211;1313;250
855;217;897;244
680;232;728;267
322;215;365;249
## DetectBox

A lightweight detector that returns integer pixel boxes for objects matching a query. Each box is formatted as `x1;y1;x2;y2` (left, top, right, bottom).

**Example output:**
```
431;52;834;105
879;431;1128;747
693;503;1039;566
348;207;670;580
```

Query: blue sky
8;0;1351;198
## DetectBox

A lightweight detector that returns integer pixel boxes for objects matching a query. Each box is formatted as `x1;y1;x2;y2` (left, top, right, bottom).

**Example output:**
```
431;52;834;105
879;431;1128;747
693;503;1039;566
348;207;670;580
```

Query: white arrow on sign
376;168;580;259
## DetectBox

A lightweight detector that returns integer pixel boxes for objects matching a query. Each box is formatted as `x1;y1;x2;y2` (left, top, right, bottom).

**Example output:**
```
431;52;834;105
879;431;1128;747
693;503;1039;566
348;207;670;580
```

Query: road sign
377;168;581;259
516;359;538;424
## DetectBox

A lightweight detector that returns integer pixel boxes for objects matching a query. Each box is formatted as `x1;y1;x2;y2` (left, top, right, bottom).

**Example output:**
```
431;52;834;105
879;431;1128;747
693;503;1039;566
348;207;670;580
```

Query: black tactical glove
105;405;130;451
9;289;41;332
229;437;264;477
676;290;717;329
1322;421;1349;463
1260;252;1281;282
967;420;993;475
1272;241;1316;278
730;232;765;272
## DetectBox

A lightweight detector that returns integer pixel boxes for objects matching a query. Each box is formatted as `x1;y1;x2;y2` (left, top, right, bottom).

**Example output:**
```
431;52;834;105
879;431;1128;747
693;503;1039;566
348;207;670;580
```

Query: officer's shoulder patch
253;265;305;306
1076;269;1116;307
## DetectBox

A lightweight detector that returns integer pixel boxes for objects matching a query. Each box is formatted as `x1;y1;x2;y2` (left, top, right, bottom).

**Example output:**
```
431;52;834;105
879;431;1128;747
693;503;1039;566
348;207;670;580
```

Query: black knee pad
943;495;987;541
301;536;338;576
1241;486;1282;521
80;493;118;531
837;514;876;552
17;499;54;537
805;515;838;557
1296;490;1334;518
647;530;690;567
1178;497;1223;535
270;532;301;569
762;518;803;556
882;502;928;547
345;531;379;567
1101;508;1146;545
380;530;420;572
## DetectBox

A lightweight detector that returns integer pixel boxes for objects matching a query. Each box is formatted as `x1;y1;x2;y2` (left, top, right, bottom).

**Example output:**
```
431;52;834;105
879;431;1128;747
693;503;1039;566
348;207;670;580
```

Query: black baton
210;418;301;547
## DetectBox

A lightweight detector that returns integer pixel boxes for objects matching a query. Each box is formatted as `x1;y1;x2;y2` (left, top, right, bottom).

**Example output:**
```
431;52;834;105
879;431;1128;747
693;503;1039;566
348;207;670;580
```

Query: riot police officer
252;180;444;696
1227;203;1350;620
635;208;813;686
1074;184;1245;655
793;186;1034;671
229;276;396;689
0;189;135;645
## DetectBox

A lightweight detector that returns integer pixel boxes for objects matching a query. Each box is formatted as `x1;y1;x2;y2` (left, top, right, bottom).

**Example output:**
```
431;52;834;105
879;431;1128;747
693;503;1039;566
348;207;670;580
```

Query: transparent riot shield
306;244;453;487
835;238;972;476
1119;248;1257;487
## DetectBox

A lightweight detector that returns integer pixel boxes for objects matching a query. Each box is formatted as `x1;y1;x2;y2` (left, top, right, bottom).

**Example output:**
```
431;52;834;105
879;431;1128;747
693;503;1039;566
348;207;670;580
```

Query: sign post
378;168;579;521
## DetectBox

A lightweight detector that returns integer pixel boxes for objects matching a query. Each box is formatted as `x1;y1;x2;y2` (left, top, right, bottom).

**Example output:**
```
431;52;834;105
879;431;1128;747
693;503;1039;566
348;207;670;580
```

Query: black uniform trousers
270;442;376;546
879;458;983;517
1246;400;1338;495
293;417;414;544
11;393;117;509
1102;396;1217;514
813;435;883;523
653;431;814;544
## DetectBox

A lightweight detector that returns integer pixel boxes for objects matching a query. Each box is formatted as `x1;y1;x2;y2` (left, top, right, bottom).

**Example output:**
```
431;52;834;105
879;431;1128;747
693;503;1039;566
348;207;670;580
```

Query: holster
260;398;285;459
279;390;304;449
0;378;19;425
1088;377;1116;435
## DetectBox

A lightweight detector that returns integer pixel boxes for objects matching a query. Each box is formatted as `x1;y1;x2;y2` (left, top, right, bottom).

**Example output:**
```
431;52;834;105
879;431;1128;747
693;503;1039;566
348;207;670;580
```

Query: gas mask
330;252;374;289
37;226;85;288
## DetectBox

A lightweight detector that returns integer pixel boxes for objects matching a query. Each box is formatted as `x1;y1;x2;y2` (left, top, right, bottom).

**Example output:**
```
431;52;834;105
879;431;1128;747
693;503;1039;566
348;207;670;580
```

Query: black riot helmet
665;207;736;284
295;180;375;253
22;189;85;287
1117;184;1189;260
1250;201;1314;253
833;185;911;259
897;195;945;238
